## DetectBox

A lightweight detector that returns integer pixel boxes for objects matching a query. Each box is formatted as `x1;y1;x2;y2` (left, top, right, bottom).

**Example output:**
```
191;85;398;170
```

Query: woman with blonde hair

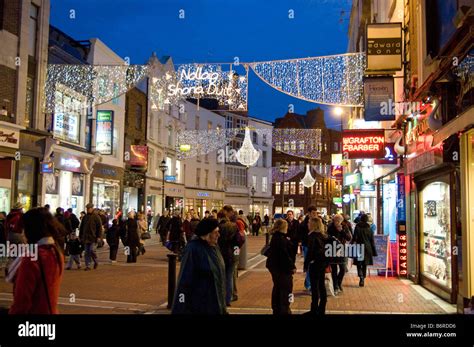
265;219;296;314
304;217;330;315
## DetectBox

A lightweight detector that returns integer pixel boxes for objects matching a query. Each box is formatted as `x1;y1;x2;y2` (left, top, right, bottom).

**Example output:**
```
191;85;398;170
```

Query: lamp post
159;159;168;216
279;163;289;214
251;186;256;218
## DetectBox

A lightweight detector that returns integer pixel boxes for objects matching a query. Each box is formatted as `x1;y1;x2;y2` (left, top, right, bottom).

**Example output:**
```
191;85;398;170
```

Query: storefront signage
374;143;396;165
331;165;343;179
54;153;88;173
165;175;177;182
53;113;80;144
40;162;54;174
361;184;375;192
405;149;443;175
128;145;148;168
342;129;385;159
333;197;342;207
364;77;395;121
0;127;20;149
197;192;210;198
366;23;402;71
344;173;360;187
398;222;407;277
60;158;80;169
96;110;113;155
397;173;406;222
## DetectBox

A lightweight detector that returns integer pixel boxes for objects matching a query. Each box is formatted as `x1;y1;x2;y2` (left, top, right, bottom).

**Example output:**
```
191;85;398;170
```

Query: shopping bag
325;273;335;297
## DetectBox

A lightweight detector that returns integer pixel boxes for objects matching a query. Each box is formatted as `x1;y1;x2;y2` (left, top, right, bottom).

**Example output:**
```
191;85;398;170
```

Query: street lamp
251;186;256;217
159;159;168;216
279;163;289;214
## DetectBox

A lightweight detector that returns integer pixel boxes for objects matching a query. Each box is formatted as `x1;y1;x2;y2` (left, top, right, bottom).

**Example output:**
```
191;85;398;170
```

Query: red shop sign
342;129;385;159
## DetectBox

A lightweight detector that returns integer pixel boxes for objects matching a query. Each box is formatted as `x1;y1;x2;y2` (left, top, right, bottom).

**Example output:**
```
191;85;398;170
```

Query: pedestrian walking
231;213;245;302
67;208;80;233
106;219;121;263
182;212;193;242
123;211;140;263
5;202;25;245
298;205;318;291
65;232;82;270
8;207;64;314
252;212;262;236
285;210;299;263
55;207;73;248
156;210;170;244
147;210;153;231
217;206;239;307
327;214;352;294
265;219;296;315
167;211;185;256
137;212;148;255
79;203;102;271
172;218;227;314
304;217;330;315
352;214;377;287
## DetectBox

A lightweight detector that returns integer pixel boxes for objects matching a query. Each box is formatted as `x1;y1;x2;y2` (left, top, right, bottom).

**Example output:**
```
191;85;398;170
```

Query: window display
420;181;451;289
0;187;10;213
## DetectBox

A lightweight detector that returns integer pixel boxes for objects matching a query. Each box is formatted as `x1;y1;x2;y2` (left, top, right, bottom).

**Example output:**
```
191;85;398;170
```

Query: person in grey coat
352;214;377;287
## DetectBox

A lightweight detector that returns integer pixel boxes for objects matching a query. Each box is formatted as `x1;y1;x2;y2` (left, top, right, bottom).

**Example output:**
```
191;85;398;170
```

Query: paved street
0;235;456;315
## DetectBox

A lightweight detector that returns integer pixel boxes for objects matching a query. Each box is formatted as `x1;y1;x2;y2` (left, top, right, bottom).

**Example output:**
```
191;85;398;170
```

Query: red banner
342;129;385;159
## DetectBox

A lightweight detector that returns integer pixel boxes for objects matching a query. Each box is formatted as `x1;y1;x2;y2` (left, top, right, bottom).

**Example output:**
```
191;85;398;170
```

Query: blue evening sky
50;0;352;128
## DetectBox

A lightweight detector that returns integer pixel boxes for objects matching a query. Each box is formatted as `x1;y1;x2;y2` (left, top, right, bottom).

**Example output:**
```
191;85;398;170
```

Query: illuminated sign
331;165;343;179
96;110;113;155
129;145;148;168
374;143;396;165
179;144;191;152
344;173;360;187
40;162;54;174
333;197;342;207
197;192;210;198
366;23;402;71
165;175;177;182
60;158;80;169
342;129;385;159
398;222;407;277
364;77;395;121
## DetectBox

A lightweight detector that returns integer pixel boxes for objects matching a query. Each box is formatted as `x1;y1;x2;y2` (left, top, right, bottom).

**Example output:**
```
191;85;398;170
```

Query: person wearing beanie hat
172;218;227;314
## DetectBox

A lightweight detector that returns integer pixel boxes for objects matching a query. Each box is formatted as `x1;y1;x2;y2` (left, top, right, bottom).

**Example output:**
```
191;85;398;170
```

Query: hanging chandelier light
301;164;316;188
236;127;260;167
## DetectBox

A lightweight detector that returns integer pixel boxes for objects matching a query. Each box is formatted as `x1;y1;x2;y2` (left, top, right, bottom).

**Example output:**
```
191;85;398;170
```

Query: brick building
272;107;341;216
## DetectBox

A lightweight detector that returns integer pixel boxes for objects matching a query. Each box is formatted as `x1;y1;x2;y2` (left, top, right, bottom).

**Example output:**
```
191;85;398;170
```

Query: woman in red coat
8;207;65;314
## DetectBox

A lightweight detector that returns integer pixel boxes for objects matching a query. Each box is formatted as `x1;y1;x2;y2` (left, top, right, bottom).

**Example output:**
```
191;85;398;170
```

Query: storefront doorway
92;178;120;217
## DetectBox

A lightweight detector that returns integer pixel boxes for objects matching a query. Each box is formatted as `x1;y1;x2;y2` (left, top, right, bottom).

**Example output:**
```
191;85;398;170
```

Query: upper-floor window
252;131;258;144
262;134;267;146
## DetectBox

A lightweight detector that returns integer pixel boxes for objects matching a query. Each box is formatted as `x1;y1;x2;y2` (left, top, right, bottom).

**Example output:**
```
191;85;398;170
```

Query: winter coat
217;220;238;267
190;218;200;235
266;231;296;275
55;214;73;235
168;217;183;242
304;231;330;271
69;213;80;231
327;222;352;264
106;224;121;247
5;209;24;243
352;222;377;265
182;220;193;240
157;216;170;234
123;218;140;248
79;212;102;244
172;238;227;314
137;219;148;244
298;215;310;247
286;218;299;243
9;240;64;314
66;238;83;255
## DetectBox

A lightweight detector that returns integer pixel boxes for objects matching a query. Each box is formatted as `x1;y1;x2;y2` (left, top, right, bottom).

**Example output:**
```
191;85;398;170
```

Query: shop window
262;176;268;193
283;182;289;194
420;181;452;289
290;182;296;195
299;182;304;195
275;182;281;195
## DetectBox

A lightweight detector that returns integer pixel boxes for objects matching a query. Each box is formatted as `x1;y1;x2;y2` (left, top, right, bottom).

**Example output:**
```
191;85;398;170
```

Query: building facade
272;108;341;216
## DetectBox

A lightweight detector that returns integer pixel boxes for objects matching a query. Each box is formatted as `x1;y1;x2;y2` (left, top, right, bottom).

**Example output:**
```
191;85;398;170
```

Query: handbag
260;244;271;257
141;232;151;240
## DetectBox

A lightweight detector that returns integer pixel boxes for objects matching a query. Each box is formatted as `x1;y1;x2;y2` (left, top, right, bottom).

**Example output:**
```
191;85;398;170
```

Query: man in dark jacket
123;212;140;263
156;211;170;245
172;218;227;314
266;219;296;315
298;205;318;290
79;203;102;270
327;214;352;294
285;210;299;263
352;214;377;287
67;208;80;232
168;212;184;255
217;205;239;307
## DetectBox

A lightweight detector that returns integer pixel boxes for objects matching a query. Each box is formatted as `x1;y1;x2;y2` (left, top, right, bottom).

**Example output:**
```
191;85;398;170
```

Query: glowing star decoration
301;164;316;188
149;63;249;111
44;64;149;114
250;53;365;107
236;127;260;167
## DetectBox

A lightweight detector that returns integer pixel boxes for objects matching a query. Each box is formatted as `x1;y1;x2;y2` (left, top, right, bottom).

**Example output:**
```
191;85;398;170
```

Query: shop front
185;189;224;217
146;178;162;215
90;163;124;218
165;183;184;214
0;121;23;212
224;193;250;215
43;151;93;215
123;171;145;213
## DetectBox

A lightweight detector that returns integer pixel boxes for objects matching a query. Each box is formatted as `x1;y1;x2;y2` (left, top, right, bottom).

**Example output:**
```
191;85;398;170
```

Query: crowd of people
265;207;377;315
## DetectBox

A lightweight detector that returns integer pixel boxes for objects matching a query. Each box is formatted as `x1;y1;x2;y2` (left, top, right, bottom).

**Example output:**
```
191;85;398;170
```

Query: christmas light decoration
44;64;149;113
301;164;316;187
176;127;240;160
250;53;365;107
149;63;249;111
271;165;303;182
271;129;322;159
236;127;260;167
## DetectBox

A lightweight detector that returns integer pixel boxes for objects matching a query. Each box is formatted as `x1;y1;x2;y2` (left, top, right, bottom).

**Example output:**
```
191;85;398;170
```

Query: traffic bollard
167;253;177;309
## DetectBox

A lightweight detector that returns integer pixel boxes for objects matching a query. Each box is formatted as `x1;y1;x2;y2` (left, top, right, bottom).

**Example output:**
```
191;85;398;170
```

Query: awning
432;106;474;146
